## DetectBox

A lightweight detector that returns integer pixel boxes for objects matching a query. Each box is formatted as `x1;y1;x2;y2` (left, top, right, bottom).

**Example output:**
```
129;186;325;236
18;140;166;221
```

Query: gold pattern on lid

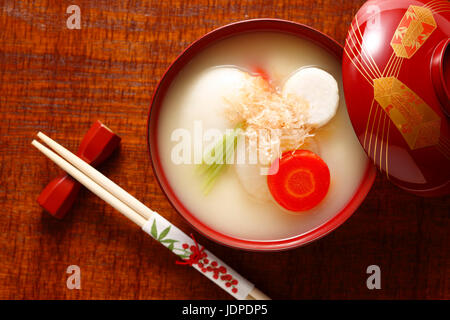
390;5;437;59
423;0;450;14
373;77;441;150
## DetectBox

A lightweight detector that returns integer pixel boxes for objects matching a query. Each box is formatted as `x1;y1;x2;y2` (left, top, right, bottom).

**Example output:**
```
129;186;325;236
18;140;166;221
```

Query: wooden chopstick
32;134;270;300
32;140;146;227
37;132;155;221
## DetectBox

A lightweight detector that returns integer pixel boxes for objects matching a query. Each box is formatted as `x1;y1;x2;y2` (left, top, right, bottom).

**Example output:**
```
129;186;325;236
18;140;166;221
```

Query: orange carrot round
267;150;330;212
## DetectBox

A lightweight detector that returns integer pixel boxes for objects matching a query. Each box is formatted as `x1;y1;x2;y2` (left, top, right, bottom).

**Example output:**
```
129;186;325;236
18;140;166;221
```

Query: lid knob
431;38;450;117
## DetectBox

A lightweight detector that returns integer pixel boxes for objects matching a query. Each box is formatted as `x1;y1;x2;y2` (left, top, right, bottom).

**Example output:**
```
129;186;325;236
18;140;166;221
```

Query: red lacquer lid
343;0;450;197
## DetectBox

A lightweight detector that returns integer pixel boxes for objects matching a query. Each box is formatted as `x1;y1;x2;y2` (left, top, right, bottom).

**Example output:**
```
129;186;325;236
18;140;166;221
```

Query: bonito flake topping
224;74;314;162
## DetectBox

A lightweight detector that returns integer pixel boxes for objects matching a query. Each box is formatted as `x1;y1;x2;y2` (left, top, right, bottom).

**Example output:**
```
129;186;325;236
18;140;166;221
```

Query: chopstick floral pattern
149;219;178;252
32;133;258;300
146;218;244;296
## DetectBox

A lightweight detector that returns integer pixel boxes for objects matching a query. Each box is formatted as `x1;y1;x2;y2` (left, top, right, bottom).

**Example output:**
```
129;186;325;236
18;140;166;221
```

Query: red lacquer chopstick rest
37;121;121;218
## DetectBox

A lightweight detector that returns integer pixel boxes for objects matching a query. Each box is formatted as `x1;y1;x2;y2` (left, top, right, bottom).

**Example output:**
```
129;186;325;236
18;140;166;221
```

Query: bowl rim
147;18;377;252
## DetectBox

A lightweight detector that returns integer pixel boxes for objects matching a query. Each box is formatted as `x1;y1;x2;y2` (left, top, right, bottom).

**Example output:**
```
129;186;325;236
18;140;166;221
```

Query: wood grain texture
0;0;448;300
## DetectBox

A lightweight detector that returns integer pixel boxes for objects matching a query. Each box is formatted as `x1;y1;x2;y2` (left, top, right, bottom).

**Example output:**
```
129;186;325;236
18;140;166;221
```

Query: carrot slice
267;150;330;212
250;65;271;83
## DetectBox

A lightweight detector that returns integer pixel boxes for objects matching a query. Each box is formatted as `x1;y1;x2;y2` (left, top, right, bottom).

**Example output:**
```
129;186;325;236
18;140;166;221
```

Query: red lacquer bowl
343;0;450;196
147;19;376;251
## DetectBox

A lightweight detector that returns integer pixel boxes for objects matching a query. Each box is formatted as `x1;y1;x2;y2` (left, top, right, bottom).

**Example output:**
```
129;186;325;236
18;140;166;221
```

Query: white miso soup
157;32;369;241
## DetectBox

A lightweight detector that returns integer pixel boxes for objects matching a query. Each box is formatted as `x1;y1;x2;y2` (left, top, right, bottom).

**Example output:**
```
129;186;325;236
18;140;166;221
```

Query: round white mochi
282;67;339;128
183;67;248;132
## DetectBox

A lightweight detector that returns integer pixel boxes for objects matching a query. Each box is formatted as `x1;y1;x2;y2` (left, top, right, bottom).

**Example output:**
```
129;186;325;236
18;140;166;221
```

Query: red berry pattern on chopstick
176;238;239;293
149;219;238;293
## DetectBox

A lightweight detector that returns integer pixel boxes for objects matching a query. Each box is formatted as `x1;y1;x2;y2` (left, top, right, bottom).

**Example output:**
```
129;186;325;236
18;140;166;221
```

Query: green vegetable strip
203;133;236;194
199;124;241;195
196;132;227;175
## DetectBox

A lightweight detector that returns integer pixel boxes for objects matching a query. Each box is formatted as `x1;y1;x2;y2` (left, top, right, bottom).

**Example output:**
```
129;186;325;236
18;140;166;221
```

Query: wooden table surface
0;0;448;300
